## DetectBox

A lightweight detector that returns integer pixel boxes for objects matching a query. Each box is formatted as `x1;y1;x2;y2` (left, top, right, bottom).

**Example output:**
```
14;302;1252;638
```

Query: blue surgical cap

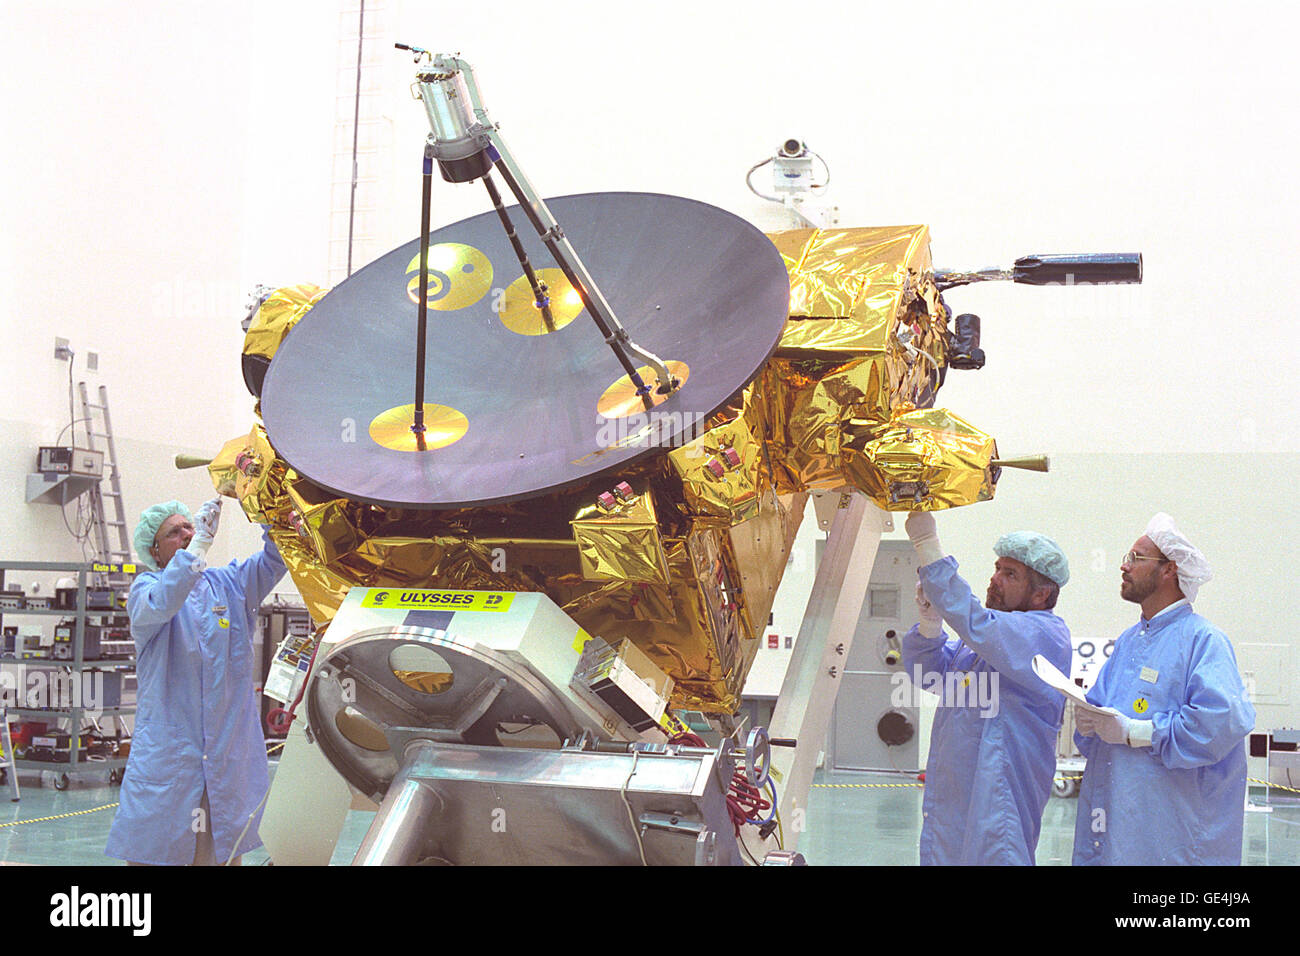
994;531;1069;587
133;500;193;570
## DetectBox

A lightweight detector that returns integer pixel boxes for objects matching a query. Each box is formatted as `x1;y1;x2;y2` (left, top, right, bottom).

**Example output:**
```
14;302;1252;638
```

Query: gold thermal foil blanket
242;284;328;362
770;225;947;361
743;225;949;495
270;531;357;624
743;354;944;493
562;521;751;713
571;492;671;586
210;427;764;710
211;430;563;623
727;490;807;643
284;477;364;567
666;418;761;525
206;436;245;498
337;536;502;587
842;407;998;511
209;425;292;526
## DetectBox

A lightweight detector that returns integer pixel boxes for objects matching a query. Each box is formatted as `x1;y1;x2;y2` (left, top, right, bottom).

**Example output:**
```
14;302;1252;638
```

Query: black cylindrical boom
1012;253;1142;286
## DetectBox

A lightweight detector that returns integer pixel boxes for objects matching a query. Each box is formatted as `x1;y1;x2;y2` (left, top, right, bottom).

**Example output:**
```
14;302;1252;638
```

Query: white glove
905;511;945;567
1075;706;1151;747
1074;705;1102;737
915;582;942;638
1075;706;1125;743
185;530;213;562
1127;719;1154;747
185;499;220;563
194;497;223;539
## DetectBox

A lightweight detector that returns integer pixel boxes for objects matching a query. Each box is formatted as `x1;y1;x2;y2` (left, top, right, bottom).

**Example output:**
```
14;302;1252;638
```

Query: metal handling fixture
285;588;783;865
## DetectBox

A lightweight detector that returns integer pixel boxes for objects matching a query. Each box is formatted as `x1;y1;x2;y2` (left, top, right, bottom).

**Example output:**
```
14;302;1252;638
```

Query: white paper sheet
1030;654;1112;716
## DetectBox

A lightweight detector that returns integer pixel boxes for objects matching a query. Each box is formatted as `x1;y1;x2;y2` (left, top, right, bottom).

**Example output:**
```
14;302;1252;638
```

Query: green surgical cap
994;531;1069;587
133;500;193;570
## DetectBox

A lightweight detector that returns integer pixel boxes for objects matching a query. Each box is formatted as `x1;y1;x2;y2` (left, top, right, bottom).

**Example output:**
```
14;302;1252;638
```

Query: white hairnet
1144;512;1212;602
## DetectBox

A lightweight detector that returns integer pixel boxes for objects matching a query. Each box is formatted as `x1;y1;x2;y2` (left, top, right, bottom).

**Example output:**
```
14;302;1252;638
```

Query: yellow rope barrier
818;776;1300;796
812;782;924;789
0;803;119;828
0;739;286;831
1248;776;1300;795
1058;773;1300;795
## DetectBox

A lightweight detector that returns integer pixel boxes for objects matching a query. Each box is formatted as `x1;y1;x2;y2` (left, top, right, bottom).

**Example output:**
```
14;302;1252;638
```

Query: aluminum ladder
77;383;132;587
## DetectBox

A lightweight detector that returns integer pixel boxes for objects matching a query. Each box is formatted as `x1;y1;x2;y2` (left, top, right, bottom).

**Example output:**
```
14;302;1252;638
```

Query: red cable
265;632;324;736
671;733;772;833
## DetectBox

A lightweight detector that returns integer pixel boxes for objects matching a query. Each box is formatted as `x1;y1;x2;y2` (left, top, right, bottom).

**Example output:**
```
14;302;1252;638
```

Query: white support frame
746;490;887;857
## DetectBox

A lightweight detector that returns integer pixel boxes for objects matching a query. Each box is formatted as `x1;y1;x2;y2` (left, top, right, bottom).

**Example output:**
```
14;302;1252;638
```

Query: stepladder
77;383;132;588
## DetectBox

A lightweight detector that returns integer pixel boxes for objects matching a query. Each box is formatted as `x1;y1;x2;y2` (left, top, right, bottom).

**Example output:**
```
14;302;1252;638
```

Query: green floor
2;763;1297;866
801;770;1300;865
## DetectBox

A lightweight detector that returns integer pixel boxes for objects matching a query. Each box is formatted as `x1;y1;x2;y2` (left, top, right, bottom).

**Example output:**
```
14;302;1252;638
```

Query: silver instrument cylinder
416;66;490;181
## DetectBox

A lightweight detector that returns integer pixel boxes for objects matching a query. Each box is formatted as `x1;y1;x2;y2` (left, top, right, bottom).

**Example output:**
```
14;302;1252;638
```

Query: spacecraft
203;50;1141;865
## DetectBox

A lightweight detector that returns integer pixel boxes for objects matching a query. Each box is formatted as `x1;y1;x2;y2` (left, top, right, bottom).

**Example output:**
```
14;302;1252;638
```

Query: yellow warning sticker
360;589;514;612
572;627;593;653
660;711;691;738
1133;697;1149;714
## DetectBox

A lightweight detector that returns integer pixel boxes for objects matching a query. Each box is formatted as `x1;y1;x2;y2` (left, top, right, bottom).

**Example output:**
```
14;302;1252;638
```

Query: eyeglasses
1122;550;1167;568
153;521;195;548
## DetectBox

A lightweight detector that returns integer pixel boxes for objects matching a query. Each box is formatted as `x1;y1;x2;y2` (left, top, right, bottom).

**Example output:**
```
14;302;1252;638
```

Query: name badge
1139;666;1159;683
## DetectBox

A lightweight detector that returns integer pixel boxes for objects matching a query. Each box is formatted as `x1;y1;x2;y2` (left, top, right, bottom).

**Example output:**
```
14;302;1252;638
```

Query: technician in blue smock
106;497;286;866
902;512;1072;865
1072;513;1254;866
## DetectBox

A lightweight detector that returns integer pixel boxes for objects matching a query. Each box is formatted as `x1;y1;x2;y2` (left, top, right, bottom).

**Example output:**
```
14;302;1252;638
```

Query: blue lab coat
902;556;1071;865
105;531;286;865
1072;602;1255;865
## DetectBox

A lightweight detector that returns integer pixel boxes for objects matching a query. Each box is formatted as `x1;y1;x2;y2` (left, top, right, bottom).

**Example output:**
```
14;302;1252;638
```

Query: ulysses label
361;589;514;612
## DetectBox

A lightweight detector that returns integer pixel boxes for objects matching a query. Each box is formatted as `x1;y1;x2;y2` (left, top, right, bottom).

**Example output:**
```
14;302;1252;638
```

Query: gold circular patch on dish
405;243;493;311
497;268;585;335
369;403;469;452
596;361;690;419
